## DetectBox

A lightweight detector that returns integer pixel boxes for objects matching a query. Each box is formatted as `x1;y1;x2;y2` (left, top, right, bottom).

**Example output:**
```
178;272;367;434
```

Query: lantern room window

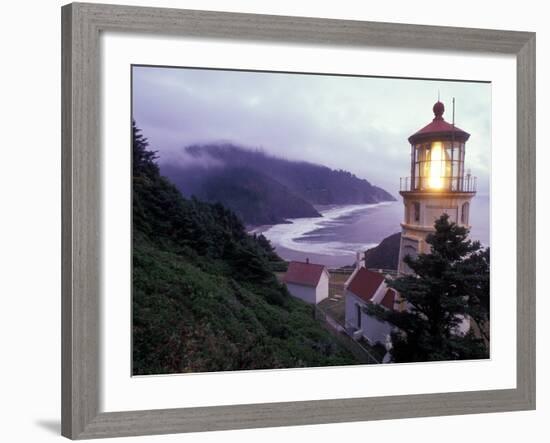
412;141;465;192
426;141;448;189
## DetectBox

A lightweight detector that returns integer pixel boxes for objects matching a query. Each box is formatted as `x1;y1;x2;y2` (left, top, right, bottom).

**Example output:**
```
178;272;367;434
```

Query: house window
413;201;420;222
356;304;362;329
461;202;470;224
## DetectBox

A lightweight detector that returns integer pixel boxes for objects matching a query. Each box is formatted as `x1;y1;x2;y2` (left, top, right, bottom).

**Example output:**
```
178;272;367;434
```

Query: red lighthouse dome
408;100;470;145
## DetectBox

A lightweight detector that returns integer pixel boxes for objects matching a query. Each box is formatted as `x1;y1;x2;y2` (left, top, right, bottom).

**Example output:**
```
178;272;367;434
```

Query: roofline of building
285;267;329;287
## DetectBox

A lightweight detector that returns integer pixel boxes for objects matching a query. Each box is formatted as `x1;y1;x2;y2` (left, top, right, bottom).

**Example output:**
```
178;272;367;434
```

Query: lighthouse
398;100;476;274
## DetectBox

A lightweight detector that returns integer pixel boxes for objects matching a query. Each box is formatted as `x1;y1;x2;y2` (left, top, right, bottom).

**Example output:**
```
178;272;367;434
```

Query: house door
356;304;362;329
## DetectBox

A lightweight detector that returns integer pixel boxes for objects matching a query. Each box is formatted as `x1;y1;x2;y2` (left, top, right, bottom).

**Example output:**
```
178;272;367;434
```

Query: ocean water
257;195;490;268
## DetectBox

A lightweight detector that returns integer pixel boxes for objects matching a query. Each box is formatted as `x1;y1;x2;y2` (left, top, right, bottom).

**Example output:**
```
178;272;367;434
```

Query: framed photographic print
61;2;536;439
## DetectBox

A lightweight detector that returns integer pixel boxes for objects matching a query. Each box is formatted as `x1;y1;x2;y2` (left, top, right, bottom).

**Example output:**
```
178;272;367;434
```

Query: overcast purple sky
132;65;491;195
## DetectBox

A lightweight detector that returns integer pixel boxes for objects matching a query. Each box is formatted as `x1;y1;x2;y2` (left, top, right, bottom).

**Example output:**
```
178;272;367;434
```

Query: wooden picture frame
61;2;536;439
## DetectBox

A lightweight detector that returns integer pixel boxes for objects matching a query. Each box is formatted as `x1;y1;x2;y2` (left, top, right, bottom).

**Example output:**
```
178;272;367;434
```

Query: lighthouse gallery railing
399;175;477;192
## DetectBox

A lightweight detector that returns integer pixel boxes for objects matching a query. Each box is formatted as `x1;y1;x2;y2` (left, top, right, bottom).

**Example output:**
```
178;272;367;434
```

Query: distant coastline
253;195;490;268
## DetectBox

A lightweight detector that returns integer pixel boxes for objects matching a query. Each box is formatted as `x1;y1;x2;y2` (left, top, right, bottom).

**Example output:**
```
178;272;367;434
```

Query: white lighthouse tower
398;100;476;274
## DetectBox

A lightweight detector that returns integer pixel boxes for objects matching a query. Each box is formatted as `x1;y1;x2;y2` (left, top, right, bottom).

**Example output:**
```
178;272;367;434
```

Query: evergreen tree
132;120;158;177
366;214;490;363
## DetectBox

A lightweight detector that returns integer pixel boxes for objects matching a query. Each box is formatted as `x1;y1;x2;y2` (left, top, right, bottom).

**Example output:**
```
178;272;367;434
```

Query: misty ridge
160;143;396;226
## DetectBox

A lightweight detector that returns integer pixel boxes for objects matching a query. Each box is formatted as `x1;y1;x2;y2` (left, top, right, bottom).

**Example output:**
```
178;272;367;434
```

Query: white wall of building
403;195;473;230
399;193;475;273
345;283;393;344
286;283;317;304
315;271;329;303
344;291;363;330
360;311;392;345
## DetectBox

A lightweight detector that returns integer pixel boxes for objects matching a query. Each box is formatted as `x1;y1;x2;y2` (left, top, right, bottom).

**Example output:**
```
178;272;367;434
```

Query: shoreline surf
250;196;490;268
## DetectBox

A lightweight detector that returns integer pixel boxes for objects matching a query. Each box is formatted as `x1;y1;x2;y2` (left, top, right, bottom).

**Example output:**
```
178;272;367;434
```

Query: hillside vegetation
187;166;321;225
162;144;395;225
132;122;358;375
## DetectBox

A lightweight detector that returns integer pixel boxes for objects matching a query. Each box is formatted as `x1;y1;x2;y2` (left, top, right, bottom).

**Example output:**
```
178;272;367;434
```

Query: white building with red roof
283;259;330;305
344;266;398;346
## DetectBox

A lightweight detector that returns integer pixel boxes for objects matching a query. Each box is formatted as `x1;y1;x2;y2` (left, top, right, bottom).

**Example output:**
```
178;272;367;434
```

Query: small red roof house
344;266;398;346
284;260;330;305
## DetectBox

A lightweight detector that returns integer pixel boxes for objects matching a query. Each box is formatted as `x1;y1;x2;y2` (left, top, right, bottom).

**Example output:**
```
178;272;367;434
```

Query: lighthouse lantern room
398;100;476;274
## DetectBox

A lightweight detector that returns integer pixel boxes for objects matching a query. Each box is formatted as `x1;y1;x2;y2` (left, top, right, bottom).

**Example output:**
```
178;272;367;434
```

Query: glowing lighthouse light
427;141;446;190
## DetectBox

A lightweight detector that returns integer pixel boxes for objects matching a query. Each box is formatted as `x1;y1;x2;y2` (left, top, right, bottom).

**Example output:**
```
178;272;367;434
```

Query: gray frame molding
61;2;536;439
